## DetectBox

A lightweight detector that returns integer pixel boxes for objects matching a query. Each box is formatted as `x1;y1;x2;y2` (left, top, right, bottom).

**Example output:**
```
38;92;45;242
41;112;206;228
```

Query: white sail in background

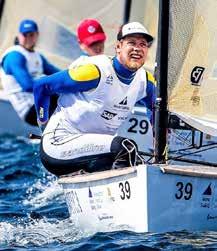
0;0;158;71
168;0;217;136
129;0;158;73
0;0;125;69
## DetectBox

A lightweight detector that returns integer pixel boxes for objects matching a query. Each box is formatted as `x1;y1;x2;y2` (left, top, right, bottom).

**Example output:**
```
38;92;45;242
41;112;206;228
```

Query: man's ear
116;41;121;53
79;43;86;51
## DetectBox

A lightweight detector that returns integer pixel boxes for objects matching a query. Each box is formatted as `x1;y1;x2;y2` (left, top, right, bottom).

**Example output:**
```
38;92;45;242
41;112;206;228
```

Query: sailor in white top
0;19;60;126
34;22;156;176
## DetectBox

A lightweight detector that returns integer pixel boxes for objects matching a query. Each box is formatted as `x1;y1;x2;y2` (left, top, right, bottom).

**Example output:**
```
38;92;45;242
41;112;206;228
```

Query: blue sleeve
137;81;156;112
40;54;61;74
34;69;99;123
137;81;156;125
2;51;34;92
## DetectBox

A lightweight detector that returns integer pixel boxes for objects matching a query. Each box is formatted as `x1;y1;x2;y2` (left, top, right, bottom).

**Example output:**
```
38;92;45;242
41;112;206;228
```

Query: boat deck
58;164;217;184
58;166;136;184
161;164;217;178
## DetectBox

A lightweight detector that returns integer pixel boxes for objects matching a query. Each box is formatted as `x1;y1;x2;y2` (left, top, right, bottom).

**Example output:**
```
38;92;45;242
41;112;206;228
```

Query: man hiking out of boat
34;21;156;176
0;19;60;126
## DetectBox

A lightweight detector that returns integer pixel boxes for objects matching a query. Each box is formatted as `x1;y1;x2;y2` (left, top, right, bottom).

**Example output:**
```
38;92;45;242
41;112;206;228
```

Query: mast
154;0;170;163
0;0;5;22
123;0;132;24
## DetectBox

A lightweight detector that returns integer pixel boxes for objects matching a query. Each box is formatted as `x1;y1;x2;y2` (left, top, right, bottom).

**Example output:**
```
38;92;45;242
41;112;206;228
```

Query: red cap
77;19;106;46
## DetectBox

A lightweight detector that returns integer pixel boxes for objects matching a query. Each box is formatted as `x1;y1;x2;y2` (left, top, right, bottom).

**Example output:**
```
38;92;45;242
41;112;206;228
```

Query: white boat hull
0;92;40;137
57;107;217;234
59;164;217;233
59;166;148;233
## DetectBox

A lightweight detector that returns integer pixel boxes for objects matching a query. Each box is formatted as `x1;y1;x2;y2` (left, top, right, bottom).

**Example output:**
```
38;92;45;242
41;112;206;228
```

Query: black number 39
119;181;131;200
175;182;193;200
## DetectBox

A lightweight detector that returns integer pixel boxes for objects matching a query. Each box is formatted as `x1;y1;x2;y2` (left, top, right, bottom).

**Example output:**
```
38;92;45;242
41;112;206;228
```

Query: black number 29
127;118;149;134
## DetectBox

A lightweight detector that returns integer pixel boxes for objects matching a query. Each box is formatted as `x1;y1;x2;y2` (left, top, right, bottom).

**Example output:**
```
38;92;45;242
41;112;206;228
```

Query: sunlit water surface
1;135;217;250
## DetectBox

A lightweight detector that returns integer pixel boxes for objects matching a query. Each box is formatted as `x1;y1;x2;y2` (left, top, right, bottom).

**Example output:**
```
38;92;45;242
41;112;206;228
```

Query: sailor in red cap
77;18;106;56
68;19;107;69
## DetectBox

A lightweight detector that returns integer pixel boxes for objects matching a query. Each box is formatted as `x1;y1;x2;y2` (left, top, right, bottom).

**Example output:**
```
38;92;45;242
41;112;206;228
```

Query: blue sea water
1;135;217;250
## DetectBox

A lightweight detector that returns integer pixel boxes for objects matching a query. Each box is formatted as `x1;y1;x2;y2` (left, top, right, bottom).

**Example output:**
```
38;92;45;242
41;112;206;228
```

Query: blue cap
19;19;38;34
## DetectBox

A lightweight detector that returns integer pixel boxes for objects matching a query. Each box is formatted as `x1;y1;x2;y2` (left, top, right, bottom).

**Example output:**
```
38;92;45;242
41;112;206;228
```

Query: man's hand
37;119;47;133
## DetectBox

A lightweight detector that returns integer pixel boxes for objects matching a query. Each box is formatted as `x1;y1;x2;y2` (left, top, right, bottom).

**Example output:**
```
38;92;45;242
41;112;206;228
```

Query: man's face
18;32;39;51
80;41;105;56
116;34;150;71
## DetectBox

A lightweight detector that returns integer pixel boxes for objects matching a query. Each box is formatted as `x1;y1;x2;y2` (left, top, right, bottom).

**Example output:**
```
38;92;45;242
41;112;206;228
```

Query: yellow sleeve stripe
146;71;156;85
68;64;100;81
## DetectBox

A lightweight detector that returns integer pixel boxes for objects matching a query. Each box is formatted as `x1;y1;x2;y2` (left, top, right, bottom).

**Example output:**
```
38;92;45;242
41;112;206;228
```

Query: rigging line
140;155;154;164
162;144;169;160
167;156;217;167
169;142;217;154
169;145;217;160
140;151;217;167
140;151;155;162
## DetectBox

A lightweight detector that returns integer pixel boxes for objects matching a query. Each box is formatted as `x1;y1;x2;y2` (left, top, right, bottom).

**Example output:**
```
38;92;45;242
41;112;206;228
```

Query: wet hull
59;164;217;233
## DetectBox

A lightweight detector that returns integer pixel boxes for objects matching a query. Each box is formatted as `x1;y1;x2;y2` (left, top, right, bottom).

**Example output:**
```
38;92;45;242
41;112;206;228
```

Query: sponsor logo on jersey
114;97;130;110
119;97;127;105
101;110;117;120
60;144;106;158
105;75;113;85
39;106;44;118
118;116;128;121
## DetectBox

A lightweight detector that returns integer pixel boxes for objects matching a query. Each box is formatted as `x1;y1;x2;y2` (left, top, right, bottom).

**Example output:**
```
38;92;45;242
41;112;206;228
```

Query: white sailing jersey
68;55;89;68
48;55;148;136
0;45;43;119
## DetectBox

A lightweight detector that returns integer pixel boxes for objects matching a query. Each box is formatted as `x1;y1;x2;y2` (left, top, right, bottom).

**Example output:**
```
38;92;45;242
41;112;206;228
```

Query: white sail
129;0;158;72
168;0;217;136
0;0;126;69
0;0;158;71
